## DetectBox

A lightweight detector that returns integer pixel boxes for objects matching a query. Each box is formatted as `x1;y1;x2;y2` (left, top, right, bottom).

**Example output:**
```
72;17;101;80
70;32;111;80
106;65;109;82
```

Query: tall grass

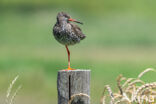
6;75;21;104
101;68;156;104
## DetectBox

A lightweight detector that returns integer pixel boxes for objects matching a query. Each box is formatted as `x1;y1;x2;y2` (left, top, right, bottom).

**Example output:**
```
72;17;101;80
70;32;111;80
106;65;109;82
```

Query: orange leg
65;45;75;70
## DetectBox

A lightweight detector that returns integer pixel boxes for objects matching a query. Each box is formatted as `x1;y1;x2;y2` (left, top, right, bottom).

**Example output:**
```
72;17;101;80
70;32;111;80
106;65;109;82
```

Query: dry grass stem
101;68;156;104
6;75;19;99
138;68;155;79
68;93;90;104
6;75;21;104
100;85;114;104
9;85;22;104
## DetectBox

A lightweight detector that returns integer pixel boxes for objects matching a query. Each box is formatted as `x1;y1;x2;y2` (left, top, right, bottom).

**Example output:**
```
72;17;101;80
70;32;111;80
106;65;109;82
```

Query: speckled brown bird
53;12;86;70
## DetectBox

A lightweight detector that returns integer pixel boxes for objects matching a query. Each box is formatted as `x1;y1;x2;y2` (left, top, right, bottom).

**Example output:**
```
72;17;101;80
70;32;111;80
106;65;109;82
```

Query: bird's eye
64;14;70;19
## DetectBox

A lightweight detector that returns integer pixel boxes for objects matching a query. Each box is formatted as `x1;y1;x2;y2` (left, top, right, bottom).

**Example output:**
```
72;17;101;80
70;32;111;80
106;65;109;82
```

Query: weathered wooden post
57;70;90;104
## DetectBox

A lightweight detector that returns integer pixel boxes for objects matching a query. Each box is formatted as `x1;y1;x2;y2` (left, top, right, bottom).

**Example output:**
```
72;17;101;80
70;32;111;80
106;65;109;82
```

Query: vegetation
101;68;156;104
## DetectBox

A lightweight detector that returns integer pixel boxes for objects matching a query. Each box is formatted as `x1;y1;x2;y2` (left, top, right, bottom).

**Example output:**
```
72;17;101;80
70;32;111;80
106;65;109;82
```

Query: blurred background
0;0;156;103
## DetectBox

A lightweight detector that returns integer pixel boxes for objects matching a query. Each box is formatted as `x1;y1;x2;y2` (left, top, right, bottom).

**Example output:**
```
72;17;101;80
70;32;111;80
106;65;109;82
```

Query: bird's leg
65;45;75;70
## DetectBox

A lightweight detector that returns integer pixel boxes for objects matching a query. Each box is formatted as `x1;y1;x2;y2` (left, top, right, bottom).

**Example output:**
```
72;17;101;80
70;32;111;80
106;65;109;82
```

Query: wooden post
57;70;90;104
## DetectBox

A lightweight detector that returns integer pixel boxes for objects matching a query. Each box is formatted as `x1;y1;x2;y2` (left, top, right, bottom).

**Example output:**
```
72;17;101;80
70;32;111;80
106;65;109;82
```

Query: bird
53;12;86;70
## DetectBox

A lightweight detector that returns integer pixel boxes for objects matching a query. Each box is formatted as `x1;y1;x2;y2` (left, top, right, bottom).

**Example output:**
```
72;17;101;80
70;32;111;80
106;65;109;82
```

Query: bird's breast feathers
53;22;85;45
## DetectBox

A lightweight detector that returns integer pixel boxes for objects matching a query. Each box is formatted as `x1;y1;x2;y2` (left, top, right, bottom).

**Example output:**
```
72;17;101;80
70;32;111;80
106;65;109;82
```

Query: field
0;1;156;103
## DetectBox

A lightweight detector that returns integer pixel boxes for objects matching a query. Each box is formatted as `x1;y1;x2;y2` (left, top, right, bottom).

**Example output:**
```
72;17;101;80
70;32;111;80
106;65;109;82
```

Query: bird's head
57;12;83;24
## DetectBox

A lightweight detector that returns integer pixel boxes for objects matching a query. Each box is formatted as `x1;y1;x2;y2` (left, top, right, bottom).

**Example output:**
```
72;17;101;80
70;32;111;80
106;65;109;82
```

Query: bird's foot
64;67;75;71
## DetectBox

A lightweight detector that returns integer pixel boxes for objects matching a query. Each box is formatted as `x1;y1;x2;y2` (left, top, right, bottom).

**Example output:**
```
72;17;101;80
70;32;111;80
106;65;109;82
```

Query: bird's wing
53;23;60;35
70;23;86;40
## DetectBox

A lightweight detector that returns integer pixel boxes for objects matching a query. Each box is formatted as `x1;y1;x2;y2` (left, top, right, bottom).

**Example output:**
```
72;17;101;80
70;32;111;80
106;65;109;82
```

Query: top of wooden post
58;69;91;72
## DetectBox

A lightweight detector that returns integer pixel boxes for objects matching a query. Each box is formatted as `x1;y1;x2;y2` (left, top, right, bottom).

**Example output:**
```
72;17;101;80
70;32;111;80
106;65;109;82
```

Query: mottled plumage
53;12;85;45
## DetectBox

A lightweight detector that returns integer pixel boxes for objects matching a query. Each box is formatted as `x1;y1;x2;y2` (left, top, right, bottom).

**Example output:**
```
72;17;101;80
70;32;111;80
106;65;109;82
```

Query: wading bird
53;12;85;70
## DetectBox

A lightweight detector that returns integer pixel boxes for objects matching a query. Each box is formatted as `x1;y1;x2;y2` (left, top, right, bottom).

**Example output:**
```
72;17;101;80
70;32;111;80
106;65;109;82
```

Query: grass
0;8;156;104
1;9;156;47
100;68;156;104
0;47;156;104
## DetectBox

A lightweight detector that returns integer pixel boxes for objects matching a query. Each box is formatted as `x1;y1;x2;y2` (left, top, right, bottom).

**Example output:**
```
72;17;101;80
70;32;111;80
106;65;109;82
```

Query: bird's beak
68;18;83;24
